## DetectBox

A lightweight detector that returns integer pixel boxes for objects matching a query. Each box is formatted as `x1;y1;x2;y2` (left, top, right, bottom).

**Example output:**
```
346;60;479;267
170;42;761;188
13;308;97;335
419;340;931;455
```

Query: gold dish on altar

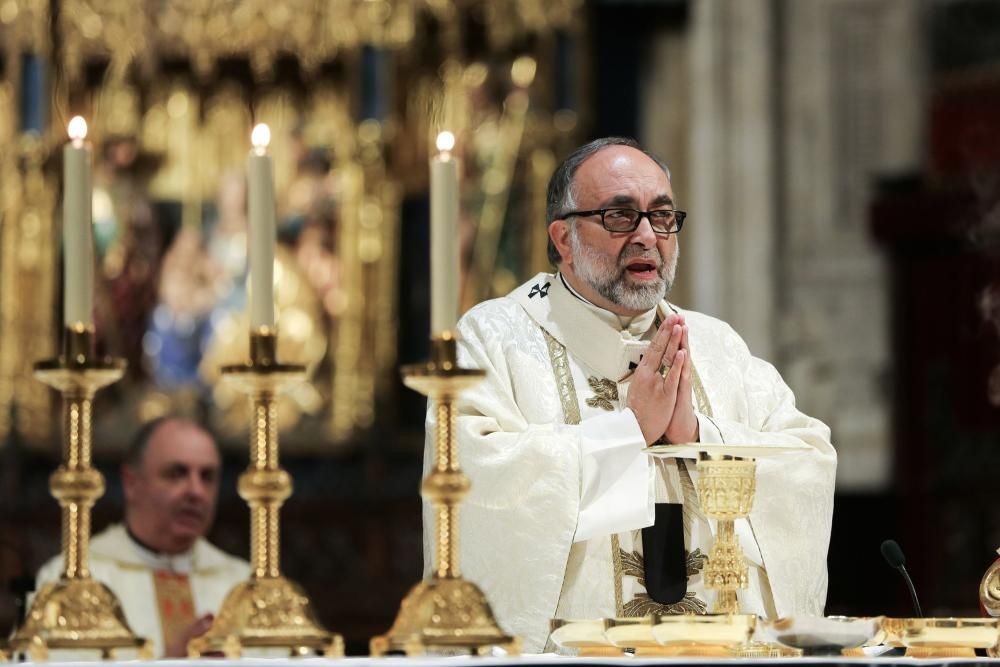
603;617;658;647
548;619;608;649
651;614;756;647
895;617;999;649
549;615;756;654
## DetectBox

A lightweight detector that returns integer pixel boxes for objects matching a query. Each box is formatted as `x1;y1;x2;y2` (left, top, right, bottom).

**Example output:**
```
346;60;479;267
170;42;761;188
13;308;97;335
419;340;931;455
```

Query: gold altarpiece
0;0;584;451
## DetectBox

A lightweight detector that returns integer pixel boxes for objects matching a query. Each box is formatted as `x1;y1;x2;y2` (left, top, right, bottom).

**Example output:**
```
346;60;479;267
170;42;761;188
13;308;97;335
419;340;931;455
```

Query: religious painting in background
0;0;585;453
75;78;365;453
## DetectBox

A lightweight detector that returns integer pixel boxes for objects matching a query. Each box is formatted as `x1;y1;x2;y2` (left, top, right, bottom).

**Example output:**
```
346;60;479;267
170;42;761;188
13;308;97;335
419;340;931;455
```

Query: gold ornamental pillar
371;334;519;656
188;329;343;658
11;326;151;661
696;457;755;614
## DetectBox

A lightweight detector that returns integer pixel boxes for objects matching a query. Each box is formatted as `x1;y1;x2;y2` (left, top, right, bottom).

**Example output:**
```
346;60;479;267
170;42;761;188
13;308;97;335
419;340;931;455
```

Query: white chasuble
422;272;837;653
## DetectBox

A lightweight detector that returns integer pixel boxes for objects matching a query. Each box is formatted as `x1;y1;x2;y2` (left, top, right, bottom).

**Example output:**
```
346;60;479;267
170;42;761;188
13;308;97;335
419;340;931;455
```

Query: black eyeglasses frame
560;207;687;235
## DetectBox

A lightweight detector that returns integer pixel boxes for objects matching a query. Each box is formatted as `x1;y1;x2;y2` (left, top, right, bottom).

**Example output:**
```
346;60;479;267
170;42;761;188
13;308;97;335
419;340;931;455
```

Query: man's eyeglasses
561;208;687;235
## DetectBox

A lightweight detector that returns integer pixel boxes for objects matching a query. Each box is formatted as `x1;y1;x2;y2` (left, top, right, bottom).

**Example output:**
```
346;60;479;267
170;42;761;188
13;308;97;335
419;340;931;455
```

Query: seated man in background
36;417;249;657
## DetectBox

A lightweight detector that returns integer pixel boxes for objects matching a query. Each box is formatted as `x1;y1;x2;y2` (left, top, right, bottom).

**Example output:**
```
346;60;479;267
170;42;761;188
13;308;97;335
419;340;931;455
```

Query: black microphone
881;539;923;617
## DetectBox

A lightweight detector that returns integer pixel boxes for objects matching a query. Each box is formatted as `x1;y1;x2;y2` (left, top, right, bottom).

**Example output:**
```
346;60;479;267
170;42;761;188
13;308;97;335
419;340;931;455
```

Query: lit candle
63;116;93;328
430;131;459;335
247;123;276;330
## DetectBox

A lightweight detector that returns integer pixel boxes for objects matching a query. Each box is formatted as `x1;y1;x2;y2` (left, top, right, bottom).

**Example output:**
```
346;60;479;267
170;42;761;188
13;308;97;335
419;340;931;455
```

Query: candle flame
436;131;456;153
251;123;271;150
67;116;88;141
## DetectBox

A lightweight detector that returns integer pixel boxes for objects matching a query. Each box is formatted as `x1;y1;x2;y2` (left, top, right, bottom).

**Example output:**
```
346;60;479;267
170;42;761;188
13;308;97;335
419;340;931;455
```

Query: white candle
430;131;459;335
247;123;276;330
63;116;94;328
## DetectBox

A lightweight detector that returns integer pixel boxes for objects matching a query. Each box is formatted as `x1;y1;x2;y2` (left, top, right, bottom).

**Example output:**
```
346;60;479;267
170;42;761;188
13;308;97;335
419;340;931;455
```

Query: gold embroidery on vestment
545;330;581;424
690;365;713;419
585;377;618;411
610;534;625;615
623;592;708;617
153;570;195;653
618;547;708;616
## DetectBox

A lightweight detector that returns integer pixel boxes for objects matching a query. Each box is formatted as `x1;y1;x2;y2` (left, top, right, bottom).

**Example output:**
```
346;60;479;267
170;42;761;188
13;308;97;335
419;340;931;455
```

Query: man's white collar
509;272;667;381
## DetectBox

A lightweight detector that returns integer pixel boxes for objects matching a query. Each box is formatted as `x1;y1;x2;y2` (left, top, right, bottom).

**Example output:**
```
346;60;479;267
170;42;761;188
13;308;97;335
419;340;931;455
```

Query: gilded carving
1;0;585;450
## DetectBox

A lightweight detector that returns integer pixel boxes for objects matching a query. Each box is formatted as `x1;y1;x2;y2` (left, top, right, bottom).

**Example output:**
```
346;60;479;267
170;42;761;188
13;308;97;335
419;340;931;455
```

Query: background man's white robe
423;272;837;653
36;523;250;657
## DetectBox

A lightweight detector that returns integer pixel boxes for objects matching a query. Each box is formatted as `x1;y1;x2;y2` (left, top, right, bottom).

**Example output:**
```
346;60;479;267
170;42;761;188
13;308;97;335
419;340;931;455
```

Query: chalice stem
717;518;734;542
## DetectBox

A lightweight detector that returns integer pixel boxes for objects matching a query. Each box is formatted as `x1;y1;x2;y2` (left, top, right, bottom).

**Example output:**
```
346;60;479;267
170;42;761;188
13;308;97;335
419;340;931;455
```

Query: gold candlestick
371;333;519;656
188;329;343;658
11;326;151;661
696;457;756;614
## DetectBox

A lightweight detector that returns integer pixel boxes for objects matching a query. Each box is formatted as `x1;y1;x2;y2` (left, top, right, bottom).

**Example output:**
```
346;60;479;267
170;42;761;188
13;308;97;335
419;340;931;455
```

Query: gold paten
10;326;152;661
696;457;756;614
371;333;519;656
603;616;657;649
549;618;607;651
549;614;757;657
652;613;756;652
188;329;343;658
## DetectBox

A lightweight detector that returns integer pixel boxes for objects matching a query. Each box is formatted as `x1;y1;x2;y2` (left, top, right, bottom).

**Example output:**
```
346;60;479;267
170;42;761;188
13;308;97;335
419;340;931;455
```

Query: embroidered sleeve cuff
573;409;655;543
696;412;724;443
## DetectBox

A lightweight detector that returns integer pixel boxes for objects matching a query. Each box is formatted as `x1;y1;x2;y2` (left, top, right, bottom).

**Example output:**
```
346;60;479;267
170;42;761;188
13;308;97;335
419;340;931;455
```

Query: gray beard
568;227;677;312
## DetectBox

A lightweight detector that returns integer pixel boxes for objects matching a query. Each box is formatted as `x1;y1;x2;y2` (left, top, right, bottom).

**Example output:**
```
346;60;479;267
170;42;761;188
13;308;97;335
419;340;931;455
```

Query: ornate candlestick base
10;327;151;661
370;578;516;656
696;457;756;615
189;330;342;658
187;576;341;657
371;333;518;656
13;580;150;661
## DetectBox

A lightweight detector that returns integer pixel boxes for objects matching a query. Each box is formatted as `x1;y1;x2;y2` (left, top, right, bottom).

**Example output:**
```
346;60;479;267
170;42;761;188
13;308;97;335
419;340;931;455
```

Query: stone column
687;0;778;360
779;0;923;490
675;0;924;490
640;26;692;307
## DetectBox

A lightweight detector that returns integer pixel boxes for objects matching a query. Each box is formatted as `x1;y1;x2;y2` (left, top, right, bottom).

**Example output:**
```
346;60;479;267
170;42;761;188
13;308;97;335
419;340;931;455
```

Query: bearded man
35;417;249;657
423;137;837;652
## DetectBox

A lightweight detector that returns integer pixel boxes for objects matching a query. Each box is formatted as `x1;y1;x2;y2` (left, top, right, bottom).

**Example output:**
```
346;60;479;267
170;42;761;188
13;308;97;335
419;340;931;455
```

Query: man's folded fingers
642;319;673;369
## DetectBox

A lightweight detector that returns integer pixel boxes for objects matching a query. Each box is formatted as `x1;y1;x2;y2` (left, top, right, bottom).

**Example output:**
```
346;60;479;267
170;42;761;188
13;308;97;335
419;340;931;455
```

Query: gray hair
545;137;671;265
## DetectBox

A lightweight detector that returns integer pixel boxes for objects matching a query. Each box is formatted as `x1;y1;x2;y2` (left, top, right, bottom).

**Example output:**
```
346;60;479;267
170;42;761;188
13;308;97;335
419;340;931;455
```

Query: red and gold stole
153;570;195;651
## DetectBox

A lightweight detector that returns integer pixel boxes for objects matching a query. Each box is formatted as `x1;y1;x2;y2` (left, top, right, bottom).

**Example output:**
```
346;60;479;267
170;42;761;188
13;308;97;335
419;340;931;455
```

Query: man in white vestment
36;417;249;657
423;137;837;652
